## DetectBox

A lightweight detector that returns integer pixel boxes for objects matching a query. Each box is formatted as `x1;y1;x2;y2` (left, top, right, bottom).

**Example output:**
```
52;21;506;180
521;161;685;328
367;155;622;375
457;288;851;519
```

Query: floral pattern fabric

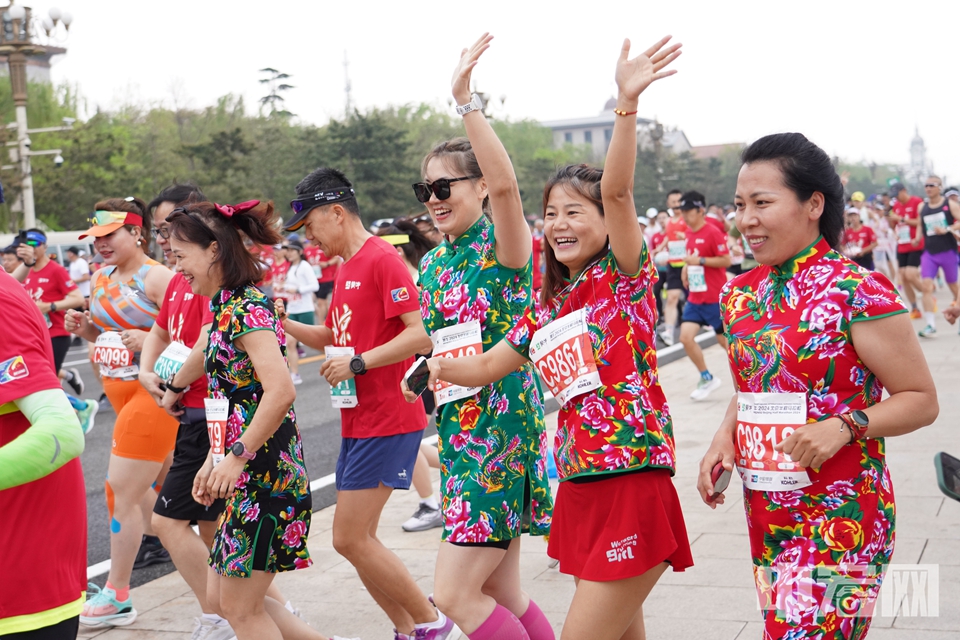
506;245;676;481
720;237;906;639
206;285;312;577
419;215;552;542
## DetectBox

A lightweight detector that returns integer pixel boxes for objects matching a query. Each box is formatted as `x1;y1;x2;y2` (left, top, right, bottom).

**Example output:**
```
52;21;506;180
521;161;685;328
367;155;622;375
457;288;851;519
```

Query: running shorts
335;430;423;491
897;250;923;269
682;301;724;333
154;407;226;522
665;265;685;291
103;377;178;463
921;250;959;284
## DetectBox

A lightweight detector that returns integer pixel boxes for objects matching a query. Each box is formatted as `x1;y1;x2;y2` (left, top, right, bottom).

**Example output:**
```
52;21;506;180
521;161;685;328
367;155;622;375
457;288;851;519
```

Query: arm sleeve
0;389;84;490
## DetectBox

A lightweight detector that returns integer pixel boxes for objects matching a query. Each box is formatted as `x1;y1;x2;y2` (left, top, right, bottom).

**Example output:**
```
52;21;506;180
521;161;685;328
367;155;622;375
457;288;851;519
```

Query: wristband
613;108;638;116
165;373;188;394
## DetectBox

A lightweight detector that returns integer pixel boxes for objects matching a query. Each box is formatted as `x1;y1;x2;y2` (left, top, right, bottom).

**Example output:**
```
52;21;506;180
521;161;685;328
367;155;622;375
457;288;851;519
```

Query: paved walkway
79;297;960;640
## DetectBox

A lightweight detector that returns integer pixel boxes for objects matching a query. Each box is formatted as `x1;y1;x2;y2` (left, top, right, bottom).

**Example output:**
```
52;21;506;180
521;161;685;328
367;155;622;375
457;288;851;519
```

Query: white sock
421;496;439;510
416;610;446;630
201;613;227;625
285;600;296;613
925;312;936;326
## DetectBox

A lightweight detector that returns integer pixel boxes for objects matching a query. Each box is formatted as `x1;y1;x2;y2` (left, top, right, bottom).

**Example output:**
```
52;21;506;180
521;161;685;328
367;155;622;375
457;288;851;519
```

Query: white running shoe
690;376;722;401
190;617;236;640
660;328;675;346
291;373;303;385
402;503;443;532
919;324;937;338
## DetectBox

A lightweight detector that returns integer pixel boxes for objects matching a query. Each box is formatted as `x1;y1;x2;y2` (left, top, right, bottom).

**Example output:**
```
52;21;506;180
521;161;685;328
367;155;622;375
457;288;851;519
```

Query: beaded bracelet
613;108;638;117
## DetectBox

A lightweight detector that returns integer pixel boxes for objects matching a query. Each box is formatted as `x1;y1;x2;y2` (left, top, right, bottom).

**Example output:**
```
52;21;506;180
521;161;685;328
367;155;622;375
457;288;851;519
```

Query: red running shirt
22;261;78;338
893;196;924;253
684;223;730;304
325;237;426;438
154;274;214;409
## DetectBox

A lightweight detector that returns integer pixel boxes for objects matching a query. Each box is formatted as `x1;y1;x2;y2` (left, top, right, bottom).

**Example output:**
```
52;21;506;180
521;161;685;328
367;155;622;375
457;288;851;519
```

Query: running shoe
80;583;137;628
297;345;306;359
291;373;303;385
919;325;937;338
690;376;722;401
76;399;99;435
190;617;236;640
402;503;443;532
660;328;675;347
414;611;461;640
65;367;84;395
910;309;922;320
98;393;112;413
133;537;171;569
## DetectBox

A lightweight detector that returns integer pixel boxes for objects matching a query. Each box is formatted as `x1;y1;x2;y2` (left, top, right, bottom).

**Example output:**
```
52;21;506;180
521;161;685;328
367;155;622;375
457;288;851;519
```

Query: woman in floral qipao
167;201;350;640
697;133;939;640
409;36;688;640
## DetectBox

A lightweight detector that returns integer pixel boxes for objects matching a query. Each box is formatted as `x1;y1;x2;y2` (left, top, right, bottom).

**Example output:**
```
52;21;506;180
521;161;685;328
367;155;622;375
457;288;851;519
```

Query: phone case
935;452;960;503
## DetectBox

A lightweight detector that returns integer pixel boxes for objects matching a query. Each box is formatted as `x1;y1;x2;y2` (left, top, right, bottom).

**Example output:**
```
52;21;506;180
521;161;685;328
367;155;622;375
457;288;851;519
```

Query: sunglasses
925;183;941;188
411;176;479;203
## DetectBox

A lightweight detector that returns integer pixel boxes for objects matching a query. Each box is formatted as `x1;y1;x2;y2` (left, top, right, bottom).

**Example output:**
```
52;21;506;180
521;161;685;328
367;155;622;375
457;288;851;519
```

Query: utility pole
343;50;352;116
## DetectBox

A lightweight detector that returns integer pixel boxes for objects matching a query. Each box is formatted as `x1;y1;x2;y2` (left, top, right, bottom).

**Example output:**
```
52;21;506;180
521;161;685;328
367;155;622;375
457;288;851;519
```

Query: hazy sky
35;0;960;186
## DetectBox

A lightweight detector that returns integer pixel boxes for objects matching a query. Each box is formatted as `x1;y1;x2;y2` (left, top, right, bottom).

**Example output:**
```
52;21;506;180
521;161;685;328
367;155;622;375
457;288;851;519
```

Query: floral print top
720;237;906;636
419;215;552;542
506;244;676;481
206;285;312;577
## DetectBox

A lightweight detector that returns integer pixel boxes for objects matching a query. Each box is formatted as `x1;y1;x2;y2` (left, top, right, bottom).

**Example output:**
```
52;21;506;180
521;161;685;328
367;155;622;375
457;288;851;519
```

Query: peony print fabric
419;216;552;543
720;237;906;639
206;285;313;577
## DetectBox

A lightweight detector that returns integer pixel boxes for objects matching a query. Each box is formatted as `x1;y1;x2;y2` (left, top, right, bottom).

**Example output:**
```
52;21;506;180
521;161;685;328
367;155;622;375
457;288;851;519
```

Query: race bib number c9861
735;392;811;492
529;308;600;406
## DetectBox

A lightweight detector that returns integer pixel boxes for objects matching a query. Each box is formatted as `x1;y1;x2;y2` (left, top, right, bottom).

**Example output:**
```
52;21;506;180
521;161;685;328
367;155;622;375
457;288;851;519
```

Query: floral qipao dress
206;285;313;577
720;238;906;639
419;216;552;543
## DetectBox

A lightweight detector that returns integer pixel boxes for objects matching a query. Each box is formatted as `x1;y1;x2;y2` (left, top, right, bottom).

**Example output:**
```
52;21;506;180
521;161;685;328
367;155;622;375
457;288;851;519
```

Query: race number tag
896;224;912;244
431;321;483;406
204;397;229;466
312;263;322;279
735;392;811;492
687;265;707;293
153;341;192;381
325;346;358;408
667;240;687;261
93;331;138;379
923;212;947;236
529;308;600;407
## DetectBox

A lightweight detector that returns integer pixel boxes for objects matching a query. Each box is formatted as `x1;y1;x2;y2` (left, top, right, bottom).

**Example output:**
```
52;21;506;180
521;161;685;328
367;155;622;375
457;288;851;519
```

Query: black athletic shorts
897;250;922;269
51;335;71;373
154;407;225;522
317;281;334;298
665;265;685;291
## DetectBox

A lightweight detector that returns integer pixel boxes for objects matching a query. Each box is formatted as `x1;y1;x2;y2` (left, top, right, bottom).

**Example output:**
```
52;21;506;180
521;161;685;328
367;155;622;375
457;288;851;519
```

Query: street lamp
0;2;73;228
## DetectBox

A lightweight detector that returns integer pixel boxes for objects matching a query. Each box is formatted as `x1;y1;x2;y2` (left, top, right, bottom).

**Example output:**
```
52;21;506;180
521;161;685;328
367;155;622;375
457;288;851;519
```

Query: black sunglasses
411;176;479;203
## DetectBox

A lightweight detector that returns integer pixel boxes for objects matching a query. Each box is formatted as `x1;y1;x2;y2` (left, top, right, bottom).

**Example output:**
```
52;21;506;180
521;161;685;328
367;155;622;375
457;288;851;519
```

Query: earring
137;239;142;247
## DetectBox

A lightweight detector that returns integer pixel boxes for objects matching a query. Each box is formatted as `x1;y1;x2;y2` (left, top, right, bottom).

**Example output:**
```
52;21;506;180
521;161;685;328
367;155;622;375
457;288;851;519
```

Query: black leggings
51;335;72;373
2;616;79;639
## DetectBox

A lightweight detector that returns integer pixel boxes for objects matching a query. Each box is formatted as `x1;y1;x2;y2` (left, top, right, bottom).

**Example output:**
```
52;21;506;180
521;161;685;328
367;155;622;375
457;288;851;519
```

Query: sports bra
90;260;162;332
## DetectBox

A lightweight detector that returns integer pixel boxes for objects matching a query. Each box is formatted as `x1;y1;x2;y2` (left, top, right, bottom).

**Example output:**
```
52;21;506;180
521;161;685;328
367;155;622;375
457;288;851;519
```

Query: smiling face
169;236;220;297
544;183;607;275
734;161;823;266
152;201;177;266
93;226;141;267
422;157;487;239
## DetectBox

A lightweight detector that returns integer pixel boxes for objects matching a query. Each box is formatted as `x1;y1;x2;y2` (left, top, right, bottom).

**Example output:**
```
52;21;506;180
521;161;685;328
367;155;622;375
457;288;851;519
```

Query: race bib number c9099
93;331;138;379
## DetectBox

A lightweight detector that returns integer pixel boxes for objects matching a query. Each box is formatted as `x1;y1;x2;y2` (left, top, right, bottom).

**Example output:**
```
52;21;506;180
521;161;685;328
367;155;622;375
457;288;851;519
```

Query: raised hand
452;33;493;104
615;35;682;103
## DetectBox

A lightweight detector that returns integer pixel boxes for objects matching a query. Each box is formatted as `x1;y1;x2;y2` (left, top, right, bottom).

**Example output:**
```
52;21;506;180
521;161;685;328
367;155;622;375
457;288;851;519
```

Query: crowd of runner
0;33;947;640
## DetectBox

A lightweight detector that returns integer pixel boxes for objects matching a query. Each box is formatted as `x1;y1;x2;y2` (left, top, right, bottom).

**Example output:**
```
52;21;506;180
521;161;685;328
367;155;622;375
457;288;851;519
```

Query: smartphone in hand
404;357;430;398
709;462;732;502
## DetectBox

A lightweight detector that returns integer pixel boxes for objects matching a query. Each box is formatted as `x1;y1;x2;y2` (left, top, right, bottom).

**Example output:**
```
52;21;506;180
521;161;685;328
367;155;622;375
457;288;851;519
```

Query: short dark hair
166;201;282;290
66;246;80;255
148;182;207;212
1;244;16;255
295;167;360;216
667;189;683;197
740;133;845;249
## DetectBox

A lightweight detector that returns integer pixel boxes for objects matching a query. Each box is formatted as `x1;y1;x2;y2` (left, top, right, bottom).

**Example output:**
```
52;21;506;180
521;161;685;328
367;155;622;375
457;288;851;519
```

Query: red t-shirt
893;196;924;253
325;237;426;438
665;215;689;267
269;260;291;299
303;245;323;281
685;223;730;304
317;249;339;284
22;261;78;339
154;274;214;409
843;227;877;255
254;244;275;287
705;214;727;235
0;273;86;628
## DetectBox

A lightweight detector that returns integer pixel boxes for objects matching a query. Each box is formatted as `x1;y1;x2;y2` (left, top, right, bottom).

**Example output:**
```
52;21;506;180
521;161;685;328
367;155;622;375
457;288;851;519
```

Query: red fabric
254;244;275;287
22;261;78;338
894;196;925;253
154;274;214;409
705;215;727;234
0;273;87;623
269;260;291;299
325;237;426;438
684;223;730;304
547;470;693;581
665;216;688;241
844;226;877;249
531;236;543;290
303;245;323;281
650;231;666;252
316;249;339;283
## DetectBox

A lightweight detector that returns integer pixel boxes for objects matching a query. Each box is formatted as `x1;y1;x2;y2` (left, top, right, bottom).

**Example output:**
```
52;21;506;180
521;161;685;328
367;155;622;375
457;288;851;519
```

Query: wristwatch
165;373;187;394
698;258;706;266
840;410;869;444
49;302;57;312
455;93;484;116
349;354;367;376
230;441;257;460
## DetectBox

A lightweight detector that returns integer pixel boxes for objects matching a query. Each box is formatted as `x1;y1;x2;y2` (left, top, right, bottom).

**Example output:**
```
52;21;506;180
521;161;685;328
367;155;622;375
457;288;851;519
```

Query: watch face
852;410;869;426
231;442;244;456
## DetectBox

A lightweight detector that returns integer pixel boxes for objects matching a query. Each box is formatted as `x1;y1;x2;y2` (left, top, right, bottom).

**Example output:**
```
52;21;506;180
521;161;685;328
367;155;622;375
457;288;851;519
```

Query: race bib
431;321;483;406
923;212;947;236
312;264;322;279
667;240;687;260
204;397;228;467
896;224;912;244
153;341;192;381
687;265;707;293
735;392;811;492
529;308;600;407
93;331;138;379
325;346;358;408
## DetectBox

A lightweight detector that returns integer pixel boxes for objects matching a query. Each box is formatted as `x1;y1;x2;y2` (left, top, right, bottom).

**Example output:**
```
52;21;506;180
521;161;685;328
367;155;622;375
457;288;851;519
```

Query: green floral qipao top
419;215;552;542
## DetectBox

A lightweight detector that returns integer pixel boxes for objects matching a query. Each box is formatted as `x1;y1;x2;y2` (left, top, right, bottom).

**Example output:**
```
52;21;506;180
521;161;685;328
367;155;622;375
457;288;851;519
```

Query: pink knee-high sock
469;604;530;640
518;599;554;640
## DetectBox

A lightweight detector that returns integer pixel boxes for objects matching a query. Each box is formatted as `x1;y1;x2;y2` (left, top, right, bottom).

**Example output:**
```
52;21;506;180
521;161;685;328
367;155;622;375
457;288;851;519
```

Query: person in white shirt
65;246;91;301
280;237;319;385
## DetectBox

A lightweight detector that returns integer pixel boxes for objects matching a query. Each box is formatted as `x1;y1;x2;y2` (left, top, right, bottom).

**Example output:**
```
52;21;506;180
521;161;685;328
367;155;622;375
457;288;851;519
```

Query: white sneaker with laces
660;329;675;346
690;376;722;401
190;617;236;640
402;503;443;532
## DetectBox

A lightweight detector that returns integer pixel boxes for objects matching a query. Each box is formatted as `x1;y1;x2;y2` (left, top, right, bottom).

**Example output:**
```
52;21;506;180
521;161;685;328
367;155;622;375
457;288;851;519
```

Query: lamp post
0;1;72;228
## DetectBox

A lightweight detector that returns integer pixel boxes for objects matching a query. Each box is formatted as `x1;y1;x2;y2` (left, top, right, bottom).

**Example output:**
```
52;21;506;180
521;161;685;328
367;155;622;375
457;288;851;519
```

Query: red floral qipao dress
720;238;906;639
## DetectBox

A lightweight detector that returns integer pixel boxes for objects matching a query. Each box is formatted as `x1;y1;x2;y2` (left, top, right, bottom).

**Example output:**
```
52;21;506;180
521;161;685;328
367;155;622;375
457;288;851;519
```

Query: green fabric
0;389;84;491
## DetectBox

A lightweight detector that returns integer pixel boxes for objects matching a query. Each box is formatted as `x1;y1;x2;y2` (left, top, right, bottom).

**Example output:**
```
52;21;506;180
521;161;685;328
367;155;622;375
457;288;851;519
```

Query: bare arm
453;34;530;270
276;299;334;349
170;324;211;389
602;36;681;275
139;323;171;403
144;263;175;306
696;393;738;507
428;340;527;390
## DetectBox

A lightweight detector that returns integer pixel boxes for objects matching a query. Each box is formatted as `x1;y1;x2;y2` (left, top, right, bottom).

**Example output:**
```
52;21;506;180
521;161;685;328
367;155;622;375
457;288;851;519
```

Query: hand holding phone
709;462;732;502
403;357;431;399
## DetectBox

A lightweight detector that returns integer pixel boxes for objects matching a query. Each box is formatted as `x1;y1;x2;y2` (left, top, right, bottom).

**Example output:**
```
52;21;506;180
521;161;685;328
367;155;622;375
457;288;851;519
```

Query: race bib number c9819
431;321;483;406
529;308;600;406
735;392;811;492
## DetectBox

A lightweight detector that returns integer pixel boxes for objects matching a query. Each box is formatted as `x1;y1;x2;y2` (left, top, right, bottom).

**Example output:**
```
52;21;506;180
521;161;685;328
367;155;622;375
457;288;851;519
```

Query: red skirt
548;469;694;581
